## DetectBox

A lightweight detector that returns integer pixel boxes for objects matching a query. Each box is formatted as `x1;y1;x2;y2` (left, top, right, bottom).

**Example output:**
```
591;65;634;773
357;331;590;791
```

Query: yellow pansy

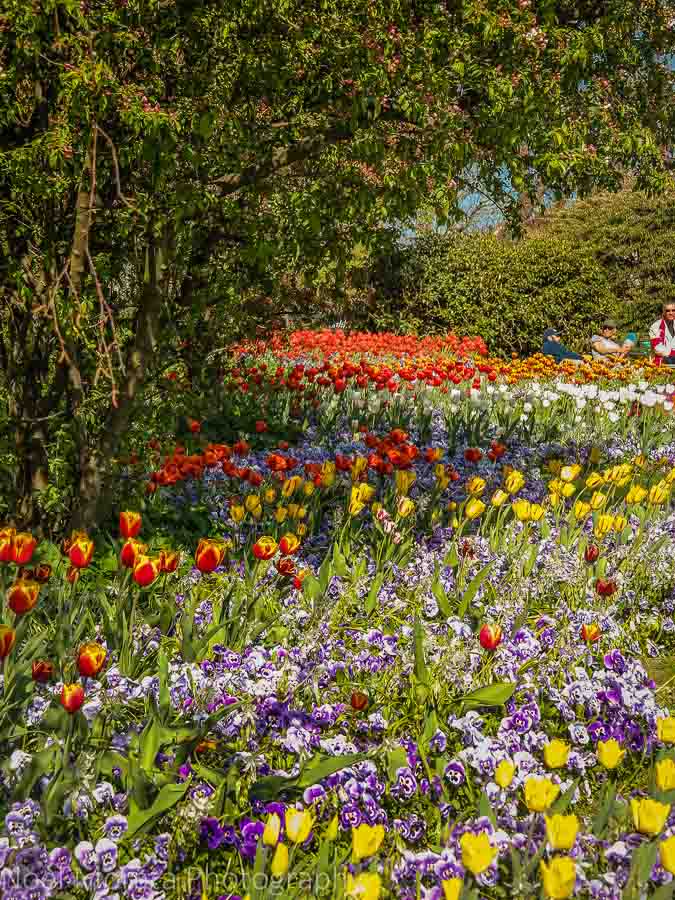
270;842;289;877
544;739;570;769
285;808;313;843
597;738;625;769
465;498;486;519
524;776;560;812
460;831;497;875
345;872;381;900
544;814;579;850
352;823;385;862
656;758;675;791
540;857;576;899
495;759;515;788
658;716;675;743
630;797;670;836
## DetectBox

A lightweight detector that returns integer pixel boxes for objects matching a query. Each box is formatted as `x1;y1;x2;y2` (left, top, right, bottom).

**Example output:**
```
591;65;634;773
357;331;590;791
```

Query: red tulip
10;532;37;566
119;511;142;539
61;683;85;714
479;623;503;650
33;563;52;583
279;533;300;556
32;660;54;683
68;532;94;568
351;691;369;711
195;538;225;573
158;549;180;573
66;566;80;584
132;555;161;587
0;625;16;658
255;420;268;433
7;579;40;615
581;623;601;643
275;558;296;577
188;418;202;433
0;527;15;563
464;448;483;464
120;538;147;569
595;578;618;597
584;544;600;563
77;642;107;677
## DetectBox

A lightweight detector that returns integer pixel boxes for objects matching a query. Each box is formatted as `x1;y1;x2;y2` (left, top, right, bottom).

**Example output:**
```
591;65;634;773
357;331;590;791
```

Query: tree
2;0;675;533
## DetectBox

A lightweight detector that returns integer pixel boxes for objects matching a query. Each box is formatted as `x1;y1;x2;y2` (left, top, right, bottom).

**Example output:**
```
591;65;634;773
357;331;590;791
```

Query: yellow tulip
660;835;675;875
504;470;525;494
397;497;415;518
285;808;313;843
230;504;246;523
263;488;277;503
466;475;486;497
612;515;627;532
395;470;416;495
263;813;281;846
658;716;675;743
270;842;289;877
491;489;509;507
560;483;575;498
630;797;670;836
303;481;315;497
495;759;515;788
573;500;591;519
544;814;579;850
275;506;288;523
540;857;577;899
358;483;376;503
596;738;625;770
589;491;607;510
549;491;562;508
656;758;675;792
351;457;368;481
666;467;675;485
544;739;570;770
349;498;365;516
352;823;385;862
594;514;615;538
529;503;545;521
345;872;381;900
649;481;670;505
512;499;532;521
625;484;647;504
465;498;486;520
296;522;307;536
321;461;336;487
441;879;463;900
585;472;604;489
560;464;582;483
295;505;307;519
245;494;261;513
460;831;497;875
524;776;560;812
282;475;303;497
325;815;339;841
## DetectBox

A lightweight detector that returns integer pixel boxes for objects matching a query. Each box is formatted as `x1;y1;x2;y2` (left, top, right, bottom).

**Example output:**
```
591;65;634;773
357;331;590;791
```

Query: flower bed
4;338;675;900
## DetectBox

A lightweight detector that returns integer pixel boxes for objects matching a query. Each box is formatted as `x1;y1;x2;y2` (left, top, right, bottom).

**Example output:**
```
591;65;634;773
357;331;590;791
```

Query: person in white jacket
649;303;675;365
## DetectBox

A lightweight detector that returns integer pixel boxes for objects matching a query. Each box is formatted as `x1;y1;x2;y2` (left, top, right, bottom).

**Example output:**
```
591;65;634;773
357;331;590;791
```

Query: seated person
591;320;629;361
649;303;675;365
542;328;583;364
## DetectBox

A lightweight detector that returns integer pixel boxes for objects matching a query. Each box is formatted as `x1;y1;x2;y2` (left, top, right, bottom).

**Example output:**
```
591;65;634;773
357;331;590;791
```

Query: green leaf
414;616;428;686
592;781;616;837
550;779;579;814
461;682;516;709
140;718;161;774
458;561;493;617
126;781;191;838
478;789;496;827
296;752;368;788
302;575;322;602
365;571;385;614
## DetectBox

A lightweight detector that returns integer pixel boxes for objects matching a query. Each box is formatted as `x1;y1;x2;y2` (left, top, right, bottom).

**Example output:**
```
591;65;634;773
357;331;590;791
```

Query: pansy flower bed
4;333;675;900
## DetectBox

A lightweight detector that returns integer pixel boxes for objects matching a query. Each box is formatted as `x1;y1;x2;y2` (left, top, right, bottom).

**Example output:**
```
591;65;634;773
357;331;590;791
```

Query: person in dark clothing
542;328;583;364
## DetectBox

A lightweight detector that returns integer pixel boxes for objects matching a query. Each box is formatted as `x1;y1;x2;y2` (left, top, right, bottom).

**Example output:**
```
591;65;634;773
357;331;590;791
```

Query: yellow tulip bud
658;716;675;743
540;857;577;899
544;814;579;851
460;831;497;875
352;823;385;862
270;842;289;878
656;758;675;792
660;835;675;875
494;759;515;788
631;797;670;835
524;776;560;812
263;813;281;846
560;464;582;483
544;739;570;769
466;476;486;497
596;738;625;770
491;489;509;507
464;498;486;520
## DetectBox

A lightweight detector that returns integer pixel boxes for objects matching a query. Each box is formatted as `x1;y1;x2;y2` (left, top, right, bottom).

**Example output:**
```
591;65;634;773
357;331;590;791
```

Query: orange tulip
68;532;94;568
195;538;225;573
61;683;85;714
132;555;161;587
11;532;37;566
252;536;278;560
0;625;16;658
0;527;15;563
32;660;54;683
7;579;40;615
581;623;601;643
279;533;301;556
77;642;107;677
275;557;296;577
158;549;180;573
119;511;142;539
120;538;147;569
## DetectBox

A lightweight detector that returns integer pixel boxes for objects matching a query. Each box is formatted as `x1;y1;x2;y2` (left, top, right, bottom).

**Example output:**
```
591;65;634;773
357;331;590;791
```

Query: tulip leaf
458;561;493;617
140;718;161;774
592;781;616;837
332;544;350;577
302;575;322;602
651;885;674;900
296;751;368;788
365;572;385;614
444;543;460;570
414;616;429;686
126;781;191;838
460;681;515;709
478;789;496;827
550;778;579;814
